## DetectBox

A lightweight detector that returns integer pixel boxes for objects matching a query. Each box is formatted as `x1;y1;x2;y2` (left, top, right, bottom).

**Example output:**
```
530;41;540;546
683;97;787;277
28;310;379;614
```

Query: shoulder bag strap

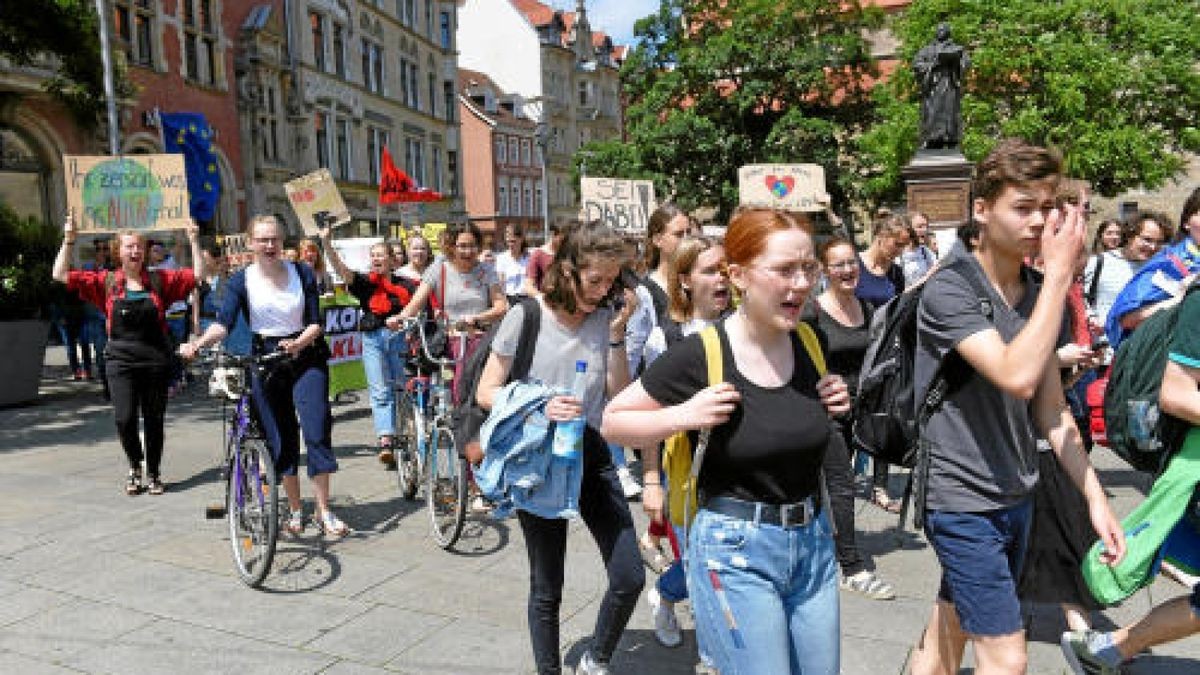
1086;254;1105;307
509;298;541;382
682;325;723;553
795;322;827;376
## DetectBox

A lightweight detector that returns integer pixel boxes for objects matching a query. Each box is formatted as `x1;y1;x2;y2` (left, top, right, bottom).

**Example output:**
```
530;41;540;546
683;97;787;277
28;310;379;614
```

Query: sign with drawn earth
64;154;192;231
738;164;828;212
285;168;352;236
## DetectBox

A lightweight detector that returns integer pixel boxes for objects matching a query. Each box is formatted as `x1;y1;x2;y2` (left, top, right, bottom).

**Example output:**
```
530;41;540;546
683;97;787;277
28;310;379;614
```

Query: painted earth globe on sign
82;158;164;231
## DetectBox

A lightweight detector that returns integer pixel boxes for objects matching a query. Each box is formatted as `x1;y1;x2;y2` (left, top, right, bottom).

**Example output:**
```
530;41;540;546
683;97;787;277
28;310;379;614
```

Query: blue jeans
686;506;840;675
361;327;406;437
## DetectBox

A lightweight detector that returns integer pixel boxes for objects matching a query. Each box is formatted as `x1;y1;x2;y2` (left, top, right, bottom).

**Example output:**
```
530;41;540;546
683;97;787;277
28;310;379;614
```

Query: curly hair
542;221;631;315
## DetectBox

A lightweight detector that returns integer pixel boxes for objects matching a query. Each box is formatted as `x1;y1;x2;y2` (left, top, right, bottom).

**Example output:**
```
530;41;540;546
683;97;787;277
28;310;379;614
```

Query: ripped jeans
685;506;839;675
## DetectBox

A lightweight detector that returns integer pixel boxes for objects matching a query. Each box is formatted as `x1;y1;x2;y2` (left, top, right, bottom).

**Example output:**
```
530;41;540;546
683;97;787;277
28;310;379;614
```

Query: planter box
0;320;49;407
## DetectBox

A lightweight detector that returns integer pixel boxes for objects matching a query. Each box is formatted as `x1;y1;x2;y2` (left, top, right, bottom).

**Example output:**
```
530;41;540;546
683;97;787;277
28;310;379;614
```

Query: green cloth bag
1083;428;1200;605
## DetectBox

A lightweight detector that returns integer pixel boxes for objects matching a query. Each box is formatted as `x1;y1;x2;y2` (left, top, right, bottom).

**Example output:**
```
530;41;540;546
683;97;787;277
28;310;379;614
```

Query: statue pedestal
902;149;973;229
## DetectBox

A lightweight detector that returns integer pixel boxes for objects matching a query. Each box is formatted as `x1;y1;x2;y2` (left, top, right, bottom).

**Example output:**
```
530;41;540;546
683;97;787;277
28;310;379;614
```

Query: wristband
608;339;625;348
643;481;662;486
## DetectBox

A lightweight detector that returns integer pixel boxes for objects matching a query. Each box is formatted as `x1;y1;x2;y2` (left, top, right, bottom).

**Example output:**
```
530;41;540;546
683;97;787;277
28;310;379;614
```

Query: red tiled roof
512;0;555;27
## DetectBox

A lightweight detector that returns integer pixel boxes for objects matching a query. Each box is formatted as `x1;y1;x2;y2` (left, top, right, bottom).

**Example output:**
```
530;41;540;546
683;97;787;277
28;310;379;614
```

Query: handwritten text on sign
580;177;656;235
738;164;828;212
65;154;191;231
285;169;352;235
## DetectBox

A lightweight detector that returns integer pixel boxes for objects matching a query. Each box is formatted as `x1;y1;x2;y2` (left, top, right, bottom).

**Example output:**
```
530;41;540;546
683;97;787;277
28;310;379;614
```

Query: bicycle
204;350;289;587
393;317;470;549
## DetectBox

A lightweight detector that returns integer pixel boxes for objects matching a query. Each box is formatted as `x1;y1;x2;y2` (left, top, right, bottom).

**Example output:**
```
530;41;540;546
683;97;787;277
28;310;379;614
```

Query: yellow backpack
663;322;827;527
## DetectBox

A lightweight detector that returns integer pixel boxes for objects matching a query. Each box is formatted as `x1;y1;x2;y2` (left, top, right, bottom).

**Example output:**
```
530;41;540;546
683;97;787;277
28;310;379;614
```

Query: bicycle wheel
226;438;279;587
426;426;468;549
395;396;421;500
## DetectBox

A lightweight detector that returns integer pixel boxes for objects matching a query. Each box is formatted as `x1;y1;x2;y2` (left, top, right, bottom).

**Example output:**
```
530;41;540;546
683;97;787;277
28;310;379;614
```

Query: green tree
0;0;111;126
583;0;884;221
858;0;1200;203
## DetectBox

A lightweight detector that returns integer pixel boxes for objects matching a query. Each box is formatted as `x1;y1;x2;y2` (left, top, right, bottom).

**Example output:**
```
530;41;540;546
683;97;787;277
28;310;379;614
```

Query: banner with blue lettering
321;292;368;397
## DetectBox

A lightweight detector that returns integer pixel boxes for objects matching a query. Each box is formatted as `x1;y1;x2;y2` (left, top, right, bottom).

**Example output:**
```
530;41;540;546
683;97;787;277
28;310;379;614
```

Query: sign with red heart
739;164;828;211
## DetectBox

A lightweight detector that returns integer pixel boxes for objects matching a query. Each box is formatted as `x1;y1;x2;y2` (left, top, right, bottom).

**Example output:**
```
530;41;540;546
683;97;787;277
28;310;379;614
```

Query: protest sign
738;164;828;212
65;154;191;231
580;177;656;234
285;169;351;235
321;294;367;396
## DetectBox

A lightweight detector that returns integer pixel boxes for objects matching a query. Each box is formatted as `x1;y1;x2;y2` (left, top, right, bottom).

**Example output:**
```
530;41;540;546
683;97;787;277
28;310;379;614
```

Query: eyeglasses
253;237;280;245
826;261;857;272
751;262;822;283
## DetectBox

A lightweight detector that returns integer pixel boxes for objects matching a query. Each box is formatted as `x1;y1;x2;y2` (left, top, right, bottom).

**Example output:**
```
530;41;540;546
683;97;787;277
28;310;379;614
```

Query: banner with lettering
64;154;191;231
738;164;829;212
321;293;368;397
579;177;656;235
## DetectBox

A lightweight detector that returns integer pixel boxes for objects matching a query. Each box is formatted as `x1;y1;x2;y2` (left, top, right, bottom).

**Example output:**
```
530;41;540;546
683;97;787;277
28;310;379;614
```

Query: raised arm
52;213;76;283
187;220;202;282
318;225;357;284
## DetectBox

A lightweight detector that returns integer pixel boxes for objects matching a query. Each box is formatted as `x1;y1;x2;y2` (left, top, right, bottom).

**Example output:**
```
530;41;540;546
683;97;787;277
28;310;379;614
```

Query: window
439;11;452;50
409;63;420;110
404;137;425;186
262;86;281;162
509;138;519;167
524;180;533;217
332;24;346;78
443;80;455;122
113;0;154;68
511;178;522;216
498;185;507;216
335;118;351;180
367;128;389;185
447;150;458;196
425;0;434;39
431;146;442;192
399;0;416;26
310;12;327;71
315;111;330;169
521;139;531;167
182;0;218;85
535;185;543;217
399;58;419;109
578;80;591;107
495;136;506;165
427;73;437;116
362;39;385;94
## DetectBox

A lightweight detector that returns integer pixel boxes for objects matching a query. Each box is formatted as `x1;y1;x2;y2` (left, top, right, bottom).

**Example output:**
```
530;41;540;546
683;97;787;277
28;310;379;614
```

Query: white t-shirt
246;262;304;336
1083;250;1145;326
494;250;530;297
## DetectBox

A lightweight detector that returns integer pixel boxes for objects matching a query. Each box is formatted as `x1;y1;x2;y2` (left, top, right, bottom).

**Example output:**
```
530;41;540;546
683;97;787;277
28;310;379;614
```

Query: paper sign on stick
64;154;191;231
580;177;656;235
285;169;352;235
738;164;828;212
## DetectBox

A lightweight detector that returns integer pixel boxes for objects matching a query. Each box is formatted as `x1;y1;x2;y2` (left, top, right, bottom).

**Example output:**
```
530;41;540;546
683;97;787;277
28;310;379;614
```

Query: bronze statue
914;23;969;150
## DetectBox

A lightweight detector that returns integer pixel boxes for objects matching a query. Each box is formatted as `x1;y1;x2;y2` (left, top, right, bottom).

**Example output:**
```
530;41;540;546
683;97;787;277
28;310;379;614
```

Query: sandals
147;475;165;496
638;533;671;574
318;511;350;538
377;435;396;466
125;469;142;496
840;570;896;600
285;509;306;536
871;487;902;514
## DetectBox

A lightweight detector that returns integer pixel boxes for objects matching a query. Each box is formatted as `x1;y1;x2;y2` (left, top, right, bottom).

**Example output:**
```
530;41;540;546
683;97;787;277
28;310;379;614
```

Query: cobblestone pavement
0;349;1197;673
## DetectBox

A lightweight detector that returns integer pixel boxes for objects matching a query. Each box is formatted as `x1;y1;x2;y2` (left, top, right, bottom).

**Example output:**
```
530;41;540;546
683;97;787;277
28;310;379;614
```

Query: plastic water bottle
552;361;588;461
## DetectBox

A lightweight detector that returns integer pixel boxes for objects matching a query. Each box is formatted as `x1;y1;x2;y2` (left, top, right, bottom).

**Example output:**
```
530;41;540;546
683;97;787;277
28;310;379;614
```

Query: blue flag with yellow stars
160;111;221;221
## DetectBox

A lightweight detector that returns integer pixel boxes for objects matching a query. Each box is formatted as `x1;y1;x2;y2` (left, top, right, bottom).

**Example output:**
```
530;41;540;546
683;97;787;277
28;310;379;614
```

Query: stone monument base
902;149;973;229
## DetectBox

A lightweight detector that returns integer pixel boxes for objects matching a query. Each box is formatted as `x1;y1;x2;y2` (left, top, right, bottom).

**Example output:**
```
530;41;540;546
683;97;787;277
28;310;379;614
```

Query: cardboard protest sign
328;237;381;284
422;222;447;254
738;164;828;212
65;154;191;231
580;177;656;234
285;169;351;235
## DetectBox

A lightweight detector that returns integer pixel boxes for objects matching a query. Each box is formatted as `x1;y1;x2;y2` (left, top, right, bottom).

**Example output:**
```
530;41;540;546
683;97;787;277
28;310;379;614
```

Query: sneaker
617;465;642;500
377;435;396;465
840;569;896;600
577;650;611;675
1061;629;1122;675
648;586;683;648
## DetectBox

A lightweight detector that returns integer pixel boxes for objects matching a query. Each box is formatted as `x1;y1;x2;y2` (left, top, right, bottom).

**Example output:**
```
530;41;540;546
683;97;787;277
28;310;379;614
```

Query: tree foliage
583;0;884;220
0;0;111;126
858;0;1200;203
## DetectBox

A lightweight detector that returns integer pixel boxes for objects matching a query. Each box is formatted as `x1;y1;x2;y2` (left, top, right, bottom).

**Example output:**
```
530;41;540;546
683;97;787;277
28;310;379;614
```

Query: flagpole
376;200;382;238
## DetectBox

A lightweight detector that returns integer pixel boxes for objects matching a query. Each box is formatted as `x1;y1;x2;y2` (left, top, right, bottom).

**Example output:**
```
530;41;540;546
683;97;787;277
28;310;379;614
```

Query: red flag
379;146;414;204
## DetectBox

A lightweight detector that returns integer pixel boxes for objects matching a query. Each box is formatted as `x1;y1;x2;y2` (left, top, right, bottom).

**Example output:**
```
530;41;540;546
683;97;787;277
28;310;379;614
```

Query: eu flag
160;111;221;221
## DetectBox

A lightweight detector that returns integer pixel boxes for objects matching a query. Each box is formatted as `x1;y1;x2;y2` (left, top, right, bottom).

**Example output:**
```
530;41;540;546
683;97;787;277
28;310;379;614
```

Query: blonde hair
667;236;721;323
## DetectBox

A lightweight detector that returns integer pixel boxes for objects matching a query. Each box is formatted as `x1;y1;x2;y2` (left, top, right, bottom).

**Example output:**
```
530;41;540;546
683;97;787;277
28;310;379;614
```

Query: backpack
851;255;995;469
450;297;541;457
664;322;826;527
1102;281;1200;473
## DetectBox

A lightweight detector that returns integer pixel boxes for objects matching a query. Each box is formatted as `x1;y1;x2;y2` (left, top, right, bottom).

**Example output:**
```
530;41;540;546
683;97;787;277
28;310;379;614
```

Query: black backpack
1102;281;1200;473
852;254;996;469
450;297;541;456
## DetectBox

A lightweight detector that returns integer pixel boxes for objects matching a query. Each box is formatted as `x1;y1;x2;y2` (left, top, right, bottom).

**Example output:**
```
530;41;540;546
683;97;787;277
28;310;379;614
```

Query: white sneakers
648;586;683;648
616;465;642;499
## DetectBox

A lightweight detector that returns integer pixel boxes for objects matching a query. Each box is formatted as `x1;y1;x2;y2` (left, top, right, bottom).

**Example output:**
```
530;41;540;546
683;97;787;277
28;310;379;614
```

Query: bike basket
208;366;246;400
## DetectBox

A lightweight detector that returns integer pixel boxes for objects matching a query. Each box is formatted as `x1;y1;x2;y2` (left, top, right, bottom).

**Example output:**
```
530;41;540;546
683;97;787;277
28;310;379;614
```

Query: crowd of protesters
48;138;1200;674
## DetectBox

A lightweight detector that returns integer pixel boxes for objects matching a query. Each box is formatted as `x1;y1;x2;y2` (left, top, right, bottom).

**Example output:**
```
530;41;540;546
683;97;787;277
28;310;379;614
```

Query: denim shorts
925;497;1033;637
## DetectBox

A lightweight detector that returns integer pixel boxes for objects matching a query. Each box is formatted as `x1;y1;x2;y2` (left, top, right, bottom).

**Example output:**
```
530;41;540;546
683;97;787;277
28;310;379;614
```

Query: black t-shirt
801;297;872;400
347;272;415;331
640;319;831;504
